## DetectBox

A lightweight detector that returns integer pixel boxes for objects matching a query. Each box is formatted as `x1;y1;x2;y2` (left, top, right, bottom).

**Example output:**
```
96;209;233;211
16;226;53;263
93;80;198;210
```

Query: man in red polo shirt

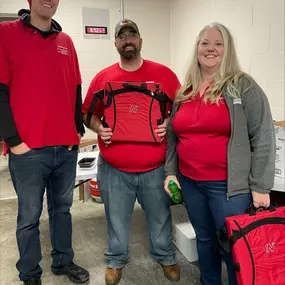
82;19;181;285
0;1;89;284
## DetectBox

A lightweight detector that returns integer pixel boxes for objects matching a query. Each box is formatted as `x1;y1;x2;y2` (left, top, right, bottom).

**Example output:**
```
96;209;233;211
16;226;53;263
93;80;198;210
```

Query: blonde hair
176;22;246;104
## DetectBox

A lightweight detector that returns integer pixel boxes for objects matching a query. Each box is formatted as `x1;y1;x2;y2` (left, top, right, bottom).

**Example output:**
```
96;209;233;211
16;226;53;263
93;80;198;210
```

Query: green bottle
168;180;182;203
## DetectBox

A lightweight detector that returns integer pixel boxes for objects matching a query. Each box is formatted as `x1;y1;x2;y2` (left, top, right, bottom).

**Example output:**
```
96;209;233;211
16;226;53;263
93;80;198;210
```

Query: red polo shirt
0;19;81;153
172;92;231;181
82;60;181;172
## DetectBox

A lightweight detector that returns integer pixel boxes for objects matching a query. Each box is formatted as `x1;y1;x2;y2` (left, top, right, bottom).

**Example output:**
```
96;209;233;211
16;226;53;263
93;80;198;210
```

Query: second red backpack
225;205;285;285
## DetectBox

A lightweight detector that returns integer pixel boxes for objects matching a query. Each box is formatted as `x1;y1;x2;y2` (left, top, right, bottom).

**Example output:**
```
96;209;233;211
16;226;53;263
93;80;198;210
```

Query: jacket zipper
224;94;233;201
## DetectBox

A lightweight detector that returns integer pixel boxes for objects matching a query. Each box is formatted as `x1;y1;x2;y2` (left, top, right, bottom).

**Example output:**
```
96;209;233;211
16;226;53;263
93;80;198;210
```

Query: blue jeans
179;174;252;285
97;155;176;268
8;146;78;281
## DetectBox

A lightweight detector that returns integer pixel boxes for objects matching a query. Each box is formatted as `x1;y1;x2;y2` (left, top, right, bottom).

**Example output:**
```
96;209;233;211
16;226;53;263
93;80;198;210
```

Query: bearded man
82;19;181;285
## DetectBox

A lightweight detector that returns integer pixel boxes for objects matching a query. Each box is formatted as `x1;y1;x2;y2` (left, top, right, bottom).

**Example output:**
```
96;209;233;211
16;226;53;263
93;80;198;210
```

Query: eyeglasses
117;32;139;41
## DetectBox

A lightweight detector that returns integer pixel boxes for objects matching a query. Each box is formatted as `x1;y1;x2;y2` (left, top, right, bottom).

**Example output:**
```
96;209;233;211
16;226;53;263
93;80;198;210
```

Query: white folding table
75;151;99;201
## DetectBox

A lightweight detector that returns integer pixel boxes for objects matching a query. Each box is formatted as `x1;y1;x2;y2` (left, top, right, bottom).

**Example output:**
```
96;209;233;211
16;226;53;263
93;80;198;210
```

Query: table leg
79;180;84;201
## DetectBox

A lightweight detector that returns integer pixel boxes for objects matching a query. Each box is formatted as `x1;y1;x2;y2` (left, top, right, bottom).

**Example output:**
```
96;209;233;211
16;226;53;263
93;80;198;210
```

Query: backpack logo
266;242;276;253
129;105;139;113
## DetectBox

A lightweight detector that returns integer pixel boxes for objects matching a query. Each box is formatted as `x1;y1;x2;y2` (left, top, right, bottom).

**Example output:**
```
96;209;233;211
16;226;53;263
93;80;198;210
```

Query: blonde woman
164;23;276;285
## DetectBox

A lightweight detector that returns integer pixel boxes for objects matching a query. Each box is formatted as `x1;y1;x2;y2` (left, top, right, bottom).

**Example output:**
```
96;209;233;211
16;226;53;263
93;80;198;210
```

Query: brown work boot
161;264;180;282
105;268;122;285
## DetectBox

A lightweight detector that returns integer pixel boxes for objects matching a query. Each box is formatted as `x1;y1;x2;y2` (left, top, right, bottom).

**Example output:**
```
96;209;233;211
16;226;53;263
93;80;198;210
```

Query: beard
117;44;141;60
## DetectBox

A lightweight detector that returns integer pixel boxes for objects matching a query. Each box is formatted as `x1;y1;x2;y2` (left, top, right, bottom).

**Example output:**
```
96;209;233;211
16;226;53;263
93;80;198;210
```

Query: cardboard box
274;121;285;127
79;139;98;153
171;204;198;262
274;121;285;179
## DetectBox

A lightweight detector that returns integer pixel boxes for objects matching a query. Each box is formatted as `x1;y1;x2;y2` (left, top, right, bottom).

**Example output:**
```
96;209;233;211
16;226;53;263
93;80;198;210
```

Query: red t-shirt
172;92;231;181
82;60;181;172
0;20;81;153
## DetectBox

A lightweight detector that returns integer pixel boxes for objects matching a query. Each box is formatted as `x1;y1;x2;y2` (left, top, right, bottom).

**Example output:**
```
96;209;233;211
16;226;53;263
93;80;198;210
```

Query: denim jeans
97;155;176;268
8;146;78;281
179;174;252;285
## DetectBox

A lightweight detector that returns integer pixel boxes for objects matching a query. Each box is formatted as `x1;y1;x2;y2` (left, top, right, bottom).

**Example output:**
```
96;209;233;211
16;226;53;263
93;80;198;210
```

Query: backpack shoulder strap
86;90;104;128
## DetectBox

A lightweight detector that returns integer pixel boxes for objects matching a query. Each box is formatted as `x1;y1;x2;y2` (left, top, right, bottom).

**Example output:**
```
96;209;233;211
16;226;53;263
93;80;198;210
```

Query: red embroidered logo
129;105;139;113
266;242;276;253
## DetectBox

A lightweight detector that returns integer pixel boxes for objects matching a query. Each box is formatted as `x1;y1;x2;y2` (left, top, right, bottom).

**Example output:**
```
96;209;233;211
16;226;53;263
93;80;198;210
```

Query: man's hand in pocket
68;134;82;151
10;142;30;155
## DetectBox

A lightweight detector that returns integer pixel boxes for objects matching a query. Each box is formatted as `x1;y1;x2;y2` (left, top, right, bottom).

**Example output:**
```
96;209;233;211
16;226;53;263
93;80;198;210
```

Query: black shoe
51;261;89;284
23;277;42;285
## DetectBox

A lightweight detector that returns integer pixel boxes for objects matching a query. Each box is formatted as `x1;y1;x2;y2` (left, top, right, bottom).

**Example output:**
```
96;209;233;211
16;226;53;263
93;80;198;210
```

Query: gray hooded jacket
164;76;276;198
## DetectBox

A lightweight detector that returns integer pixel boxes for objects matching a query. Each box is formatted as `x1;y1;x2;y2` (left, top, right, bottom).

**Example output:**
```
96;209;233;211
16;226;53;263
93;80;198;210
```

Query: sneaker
23;277;42;285
51;261;89;284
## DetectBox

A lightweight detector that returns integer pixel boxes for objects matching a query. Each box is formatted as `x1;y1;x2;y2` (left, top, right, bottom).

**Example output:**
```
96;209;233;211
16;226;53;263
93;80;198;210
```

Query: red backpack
218;205;285;285
86;81;173;143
